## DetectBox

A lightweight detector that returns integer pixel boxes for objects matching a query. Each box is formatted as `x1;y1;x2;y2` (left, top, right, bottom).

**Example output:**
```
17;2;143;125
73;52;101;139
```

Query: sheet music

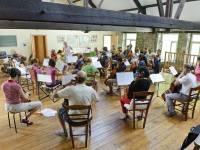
150;73;165;84
116;72;134;86
169;66;178;76
125;60;130;66
40;108;57;117
56;60;65;72
62;74;76;85
37;74;52;83
90;57;98;62
43;58;49;67
92;61;102;69
66;55;78;63
16;66;27;75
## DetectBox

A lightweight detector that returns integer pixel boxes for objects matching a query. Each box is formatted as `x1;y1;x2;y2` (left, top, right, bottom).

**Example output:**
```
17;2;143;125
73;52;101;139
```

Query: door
33;35;47;64
103;35;112;51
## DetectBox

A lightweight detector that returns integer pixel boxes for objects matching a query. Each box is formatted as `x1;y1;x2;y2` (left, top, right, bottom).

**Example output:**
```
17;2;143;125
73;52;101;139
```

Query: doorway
32;35;47;64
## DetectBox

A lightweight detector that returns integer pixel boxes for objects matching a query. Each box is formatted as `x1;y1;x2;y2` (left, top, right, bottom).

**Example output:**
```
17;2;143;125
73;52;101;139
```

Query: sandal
22;119;33;126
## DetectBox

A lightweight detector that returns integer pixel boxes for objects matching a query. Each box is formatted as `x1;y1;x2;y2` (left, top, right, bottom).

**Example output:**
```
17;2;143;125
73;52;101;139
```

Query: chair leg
8;112;11;128
24;112;28;126
133;110;135;129
185;104;189;121
69;126;75;148
192;100;197;119
85;125;89;148
13;114;17;133
89;123;91;136
143;110;148;128
19;113;22;123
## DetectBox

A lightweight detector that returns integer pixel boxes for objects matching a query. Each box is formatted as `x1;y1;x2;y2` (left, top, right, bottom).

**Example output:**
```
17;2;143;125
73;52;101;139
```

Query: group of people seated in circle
1;41;200;137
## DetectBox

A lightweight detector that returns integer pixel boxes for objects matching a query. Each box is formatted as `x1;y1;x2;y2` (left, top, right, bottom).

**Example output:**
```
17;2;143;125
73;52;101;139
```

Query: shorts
5;101;42;113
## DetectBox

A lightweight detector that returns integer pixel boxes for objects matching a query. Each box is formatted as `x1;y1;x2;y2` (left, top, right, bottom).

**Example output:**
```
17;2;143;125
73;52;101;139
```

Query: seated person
44;59;62;87
51;49;57;61
165;64;197;117
2;68;42;125
73;54;84;73
195;56;200;85
51;71;98;137
105;57;126;94
130;59;138;74
120;67;151;119
82;58;99;89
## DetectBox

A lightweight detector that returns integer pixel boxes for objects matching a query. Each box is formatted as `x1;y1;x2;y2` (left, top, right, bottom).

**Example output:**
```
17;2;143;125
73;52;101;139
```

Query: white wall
0;29;118;58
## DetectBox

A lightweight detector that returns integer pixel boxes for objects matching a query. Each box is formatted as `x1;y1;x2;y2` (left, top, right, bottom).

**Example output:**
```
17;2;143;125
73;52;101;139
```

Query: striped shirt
2;80;24;104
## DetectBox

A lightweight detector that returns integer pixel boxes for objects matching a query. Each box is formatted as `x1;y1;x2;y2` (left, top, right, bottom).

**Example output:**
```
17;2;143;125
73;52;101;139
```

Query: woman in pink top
2;68;42;125
44;59;62;87
195;56;200;85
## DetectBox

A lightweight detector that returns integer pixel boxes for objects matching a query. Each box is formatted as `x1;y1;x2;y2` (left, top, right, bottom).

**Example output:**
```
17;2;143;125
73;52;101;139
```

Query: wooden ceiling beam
121;0;199;12
156;0;164;17
0;0;200;31
132;0;146;14
174;0;186;19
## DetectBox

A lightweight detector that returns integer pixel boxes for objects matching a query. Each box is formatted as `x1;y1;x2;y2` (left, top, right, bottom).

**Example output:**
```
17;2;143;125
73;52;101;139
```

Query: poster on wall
57;35;65;43
90;35;97;43
79;35;90;48
66;35;79;48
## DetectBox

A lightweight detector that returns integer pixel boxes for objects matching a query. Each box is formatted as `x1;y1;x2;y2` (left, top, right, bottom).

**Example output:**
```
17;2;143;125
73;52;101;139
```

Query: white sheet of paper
40;108;57;117
56;60;65;72
92;61;102;69
150;74;165;84
67;55;78;63
62;74;76;85
169;66;178;76
37;74;52;83
16;66;27;75
90;57;98;62
43;58;49;67
125;60;130;66
116;72;134;86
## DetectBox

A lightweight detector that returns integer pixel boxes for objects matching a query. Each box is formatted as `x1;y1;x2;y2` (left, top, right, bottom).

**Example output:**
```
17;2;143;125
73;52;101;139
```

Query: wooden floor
0;73;199;150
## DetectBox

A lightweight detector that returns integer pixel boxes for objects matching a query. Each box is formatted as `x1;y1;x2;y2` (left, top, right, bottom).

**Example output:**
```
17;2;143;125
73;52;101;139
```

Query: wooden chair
7;111;27;133
125;91;154;129
85;73;97;91
174;86;200;121
29;68;38;94
63;104;92;148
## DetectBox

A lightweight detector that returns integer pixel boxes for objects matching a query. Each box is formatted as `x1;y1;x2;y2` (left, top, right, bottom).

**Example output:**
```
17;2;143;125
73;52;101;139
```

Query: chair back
189;85;200;101
132;91;154;110
63;104;92;126
29;68;37;82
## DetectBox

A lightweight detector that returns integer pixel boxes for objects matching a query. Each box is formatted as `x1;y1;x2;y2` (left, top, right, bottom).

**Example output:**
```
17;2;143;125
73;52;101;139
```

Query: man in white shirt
52;71;98;137
63;41;72;56
165;64;197;117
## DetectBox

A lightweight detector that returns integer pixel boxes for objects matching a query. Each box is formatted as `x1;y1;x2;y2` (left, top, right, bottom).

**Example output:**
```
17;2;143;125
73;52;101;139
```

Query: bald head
76;71;87;84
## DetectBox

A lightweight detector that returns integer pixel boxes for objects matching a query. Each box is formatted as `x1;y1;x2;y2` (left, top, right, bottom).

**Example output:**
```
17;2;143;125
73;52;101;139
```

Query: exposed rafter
165;0;173;18
1;0;200;32
98;0;104;8
174;0;186;19
120;0;199;12
132;0;146;14
88;0;97;8
156;0;164;17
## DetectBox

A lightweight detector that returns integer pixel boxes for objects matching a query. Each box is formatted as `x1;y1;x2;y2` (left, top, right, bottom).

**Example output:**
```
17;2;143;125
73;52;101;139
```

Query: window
189;34;200;63
103;35;111;51
0;35;17;47
125;33;137;51
161;34;179;61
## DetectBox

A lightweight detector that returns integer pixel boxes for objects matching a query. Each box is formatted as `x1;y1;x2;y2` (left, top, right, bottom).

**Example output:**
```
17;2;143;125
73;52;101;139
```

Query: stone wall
135;33;157;53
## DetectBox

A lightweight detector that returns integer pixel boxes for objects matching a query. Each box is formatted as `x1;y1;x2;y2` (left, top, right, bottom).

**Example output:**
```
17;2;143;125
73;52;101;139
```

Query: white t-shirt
57;84;98;115
178;73;197;95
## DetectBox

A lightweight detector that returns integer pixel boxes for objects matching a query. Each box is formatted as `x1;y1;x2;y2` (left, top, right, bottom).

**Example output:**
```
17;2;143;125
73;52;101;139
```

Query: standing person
195;56;200;85
2;68;42;125
120;67;151;119
63;41;72;57
165;64;197;117
51;71;98;137
152;50;161;73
